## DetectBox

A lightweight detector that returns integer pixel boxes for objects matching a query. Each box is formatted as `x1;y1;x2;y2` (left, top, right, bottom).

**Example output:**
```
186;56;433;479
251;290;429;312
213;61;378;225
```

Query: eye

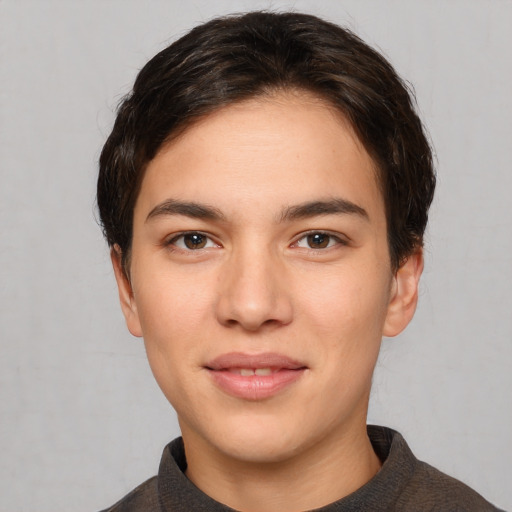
294;232;344;249
168;232;218;250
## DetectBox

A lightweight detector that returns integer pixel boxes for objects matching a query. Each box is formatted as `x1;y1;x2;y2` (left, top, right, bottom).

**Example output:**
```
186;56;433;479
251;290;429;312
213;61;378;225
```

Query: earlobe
111;246;143;338
383;249;424;337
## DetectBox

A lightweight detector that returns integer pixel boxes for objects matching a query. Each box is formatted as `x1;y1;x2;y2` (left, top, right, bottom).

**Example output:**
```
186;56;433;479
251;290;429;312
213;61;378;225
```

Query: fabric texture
100;426;503;511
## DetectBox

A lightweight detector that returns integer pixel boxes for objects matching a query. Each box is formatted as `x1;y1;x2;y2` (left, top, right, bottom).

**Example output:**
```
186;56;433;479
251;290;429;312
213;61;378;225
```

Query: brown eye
306;233;330;248
294;231;345;250
183;233;207;249
169;232;217;251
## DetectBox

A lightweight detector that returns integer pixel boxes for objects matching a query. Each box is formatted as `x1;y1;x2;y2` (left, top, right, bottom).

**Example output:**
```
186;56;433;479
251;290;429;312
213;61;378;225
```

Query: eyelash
165;230;347;252
165;231;219;251
292;231;348;251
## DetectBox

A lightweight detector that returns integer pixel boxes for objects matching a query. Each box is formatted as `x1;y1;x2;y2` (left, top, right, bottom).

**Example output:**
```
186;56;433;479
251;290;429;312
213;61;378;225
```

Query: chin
220;434;304;465
205;412;318;465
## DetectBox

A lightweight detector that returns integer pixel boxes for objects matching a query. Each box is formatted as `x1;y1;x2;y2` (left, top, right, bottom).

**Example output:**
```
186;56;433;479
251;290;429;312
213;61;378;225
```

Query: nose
215;245;294;332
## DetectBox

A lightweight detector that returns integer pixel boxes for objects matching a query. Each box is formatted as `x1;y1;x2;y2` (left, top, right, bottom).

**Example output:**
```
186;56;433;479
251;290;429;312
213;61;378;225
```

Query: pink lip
205;352;307;400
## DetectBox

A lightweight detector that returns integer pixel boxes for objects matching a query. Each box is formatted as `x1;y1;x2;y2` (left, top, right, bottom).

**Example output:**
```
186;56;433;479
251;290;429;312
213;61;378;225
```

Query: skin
112;91;423;512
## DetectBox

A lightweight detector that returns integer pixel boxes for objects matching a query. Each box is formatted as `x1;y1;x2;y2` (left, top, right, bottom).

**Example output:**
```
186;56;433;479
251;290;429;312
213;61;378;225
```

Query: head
97;11;435;275
96;10;435;477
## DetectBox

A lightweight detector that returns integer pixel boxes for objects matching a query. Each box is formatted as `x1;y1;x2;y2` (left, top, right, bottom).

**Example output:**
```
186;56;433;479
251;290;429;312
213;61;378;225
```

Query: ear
111;246;143;338
383;249;424;337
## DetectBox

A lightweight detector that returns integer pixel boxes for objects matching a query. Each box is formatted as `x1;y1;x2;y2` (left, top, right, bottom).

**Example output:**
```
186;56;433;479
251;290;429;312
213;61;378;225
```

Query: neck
183;422;382;512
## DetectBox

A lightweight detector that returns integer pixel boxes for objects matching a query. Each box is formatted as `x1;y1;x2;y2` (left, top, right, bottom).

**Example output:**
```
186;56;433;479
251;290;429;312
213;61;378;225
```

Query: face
113;92;422;467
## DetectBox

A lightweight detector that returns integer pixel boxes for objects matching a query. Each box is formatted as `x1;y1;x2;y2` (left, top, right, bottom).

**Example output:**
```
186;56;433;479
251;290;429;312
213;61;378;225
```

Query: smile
205;352;307;400
229;368;274;376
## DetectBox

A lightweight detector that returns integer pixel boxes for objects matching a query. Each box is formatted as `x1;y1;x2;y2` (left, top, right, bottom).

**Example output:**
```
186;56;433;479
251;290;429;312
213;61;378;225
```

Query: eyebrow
278;198;369;223
146;199;226;222
145;197;369;224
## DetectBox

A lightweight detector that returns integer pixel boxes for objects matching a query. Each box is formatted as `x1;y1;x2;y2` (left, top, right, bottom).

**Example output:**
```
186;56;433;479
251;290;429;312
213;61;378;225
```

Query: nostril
222;316;290;331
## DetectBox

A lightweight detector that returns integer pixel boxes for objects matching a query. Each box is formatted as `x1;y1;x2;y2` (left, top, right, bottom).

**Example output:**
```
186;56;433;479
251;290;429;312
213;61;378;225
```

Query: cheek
134;275;208;412
296;263;391;343
131;263;217;385
134;260;214;331
301;266;390;404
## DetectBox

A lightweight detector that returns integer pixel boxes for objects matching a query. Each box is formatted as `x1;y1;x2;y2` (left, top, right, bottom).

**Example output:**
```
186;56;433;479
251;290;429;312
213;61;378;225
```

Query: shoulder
367;426;504;511
397;453;503;511
97;437;187;512
98;476;160;512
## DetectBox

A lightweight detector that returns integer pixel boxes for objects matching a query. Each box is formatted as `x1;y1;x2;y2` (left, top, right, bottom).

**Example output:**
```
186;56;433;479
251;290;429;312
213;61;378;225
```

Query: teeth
236;368;273;376
255;368;272;376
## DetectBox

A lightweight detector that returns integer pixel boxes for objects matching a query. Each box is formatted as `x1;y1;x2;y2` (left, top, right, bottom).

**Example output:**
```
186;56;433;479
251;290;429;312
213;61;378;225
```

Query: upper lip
205;352;307;371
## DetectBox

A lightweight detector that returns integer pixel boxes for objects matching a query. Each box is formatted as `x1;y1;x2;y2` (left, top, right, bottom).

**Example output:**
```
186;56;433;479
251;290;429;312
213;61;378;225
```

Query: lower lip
207;368;306;400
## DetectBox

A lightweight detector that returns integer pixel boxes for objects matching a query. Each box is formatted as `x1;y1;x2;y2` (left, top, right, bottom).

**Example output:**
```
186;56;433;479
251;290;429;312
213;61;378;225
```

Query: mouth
225;367;278;376
205;352;308;400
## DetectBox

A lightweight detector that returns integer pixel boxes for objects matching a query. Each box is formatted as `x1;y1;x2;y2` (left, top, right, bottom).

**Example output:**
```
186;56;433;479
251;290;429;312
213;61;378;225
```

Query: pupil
184;233;206;249
308;233;329;248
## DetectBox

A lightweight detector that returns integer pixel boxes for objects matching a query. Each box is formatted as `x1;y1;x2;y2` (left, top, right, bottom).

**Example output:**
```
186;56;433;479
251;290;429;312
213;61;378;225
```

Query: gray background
1;0;511;510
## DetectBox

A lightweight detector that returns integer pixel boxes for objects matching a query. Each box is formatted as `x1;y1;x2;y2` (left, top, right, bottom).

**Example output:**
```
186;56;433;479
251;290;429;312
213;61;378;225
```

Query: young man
97;11;501;512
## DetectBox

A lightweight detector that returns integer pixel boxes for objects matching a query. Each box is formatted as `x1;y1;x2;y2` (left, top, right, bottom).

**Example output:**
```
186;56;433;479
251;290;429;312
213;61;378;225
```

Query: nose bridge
216;239;292;330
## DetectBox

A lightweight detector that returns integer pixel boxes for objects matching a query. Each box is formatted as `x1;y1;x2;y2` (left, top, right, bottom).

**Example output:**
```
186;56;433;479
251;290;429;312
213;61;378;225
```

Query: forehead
135;92;384;224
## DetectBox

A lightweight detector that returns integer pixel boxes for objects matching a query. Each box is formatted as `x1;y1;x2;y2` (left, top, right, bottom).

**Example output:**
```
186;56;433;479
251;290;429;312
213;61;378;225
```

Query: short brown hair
97;11;435;271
